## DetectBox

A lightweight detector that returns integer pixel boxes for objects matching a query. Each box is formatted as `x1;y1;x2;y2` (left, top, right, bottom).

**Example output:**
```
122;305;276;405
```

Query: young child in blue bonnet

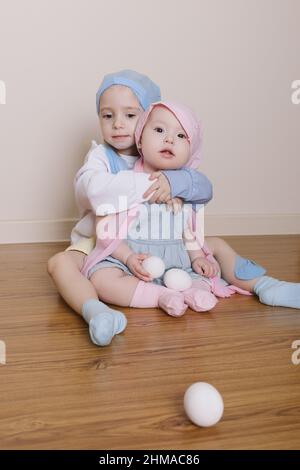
48;70;213;346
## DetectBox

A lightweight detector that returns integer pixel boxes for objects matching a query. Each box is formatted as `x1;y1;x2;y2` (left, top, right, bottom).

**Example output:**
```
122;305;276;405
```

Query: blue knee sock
82;299;127;346
234;255;266;280
254;276;300;309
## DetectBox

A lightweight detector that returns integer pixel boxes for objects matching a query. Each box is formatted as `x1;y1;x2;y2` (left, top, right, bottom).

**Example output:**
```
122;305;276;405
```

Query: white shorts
65;236;96;256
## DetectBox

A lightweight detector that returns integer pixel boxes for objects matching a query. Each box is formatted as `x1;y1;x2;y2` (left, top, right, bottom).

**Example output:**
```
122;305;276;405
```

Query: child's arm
75;146;155;215
183;225;218;278
147;167;213;205
96;214;152;282
109;241;133;266
110;243;152;282
76;144;213;217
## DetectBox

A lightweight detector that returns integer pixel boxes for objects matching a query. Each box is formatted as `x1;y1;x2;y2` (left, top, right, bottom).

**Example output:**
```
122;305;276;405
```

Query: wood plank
0;236;299;449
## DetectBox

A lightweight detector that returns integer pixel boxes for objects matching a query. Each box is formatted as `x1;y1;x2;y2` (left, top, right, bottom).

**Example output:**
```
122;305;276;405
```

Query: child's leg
90;268;188;317
90;267;140;306
205;237;300;309
47;251;127;346
47;250;97;314
205;237;260;292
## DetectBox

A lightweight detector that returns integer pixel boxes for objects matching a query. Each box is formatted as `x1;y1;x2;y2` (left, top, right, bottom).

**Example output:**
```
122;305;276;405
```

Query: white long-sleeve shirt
71;142;152;244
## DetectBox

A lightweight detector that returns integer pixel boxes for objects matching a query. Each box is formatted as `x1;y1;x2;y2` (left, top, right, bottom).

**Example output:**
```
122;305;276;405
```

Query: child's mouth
112;135;130;140
160;149;174;158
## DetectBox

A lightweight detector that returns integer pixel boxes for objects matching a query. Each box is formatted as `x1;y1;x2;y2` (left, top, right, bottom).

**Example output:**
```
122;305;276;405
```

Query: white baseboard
0;218;76;244
205;214;300;236
0;214;299;244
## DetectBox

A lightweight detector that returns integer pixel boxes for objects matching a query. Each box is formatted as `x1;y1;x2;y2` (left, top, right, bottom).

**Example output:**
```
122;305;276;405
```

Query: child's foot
82;299;127;346
183;287;218;312
158;291;188;317
254;276;300;309
89;311;127;346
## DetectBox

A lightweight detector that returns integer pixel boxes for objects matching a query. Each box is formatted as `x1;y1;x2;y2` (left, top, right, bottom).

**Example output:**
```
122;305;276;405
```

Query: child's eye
102;114;112;119
178;133;187;139
127;113;136;118
154;127;164;133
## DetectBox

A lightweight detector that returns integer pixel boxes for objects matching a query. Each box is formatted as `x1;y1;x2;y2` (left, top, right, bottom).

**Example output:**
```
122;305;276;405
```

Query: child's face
99;85;142;155
140;106;190;172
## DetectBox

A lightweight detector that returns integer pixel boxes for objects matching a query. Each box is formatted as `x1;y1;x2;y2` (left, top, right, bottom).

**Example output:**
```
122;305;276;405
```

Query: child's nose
113;116;125;128
164;134;174;144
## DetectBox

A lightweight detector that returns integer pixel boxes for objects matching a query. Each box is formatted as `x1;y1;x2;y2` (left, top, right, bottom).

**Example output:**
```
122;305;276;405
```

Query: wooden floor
0;236;300;450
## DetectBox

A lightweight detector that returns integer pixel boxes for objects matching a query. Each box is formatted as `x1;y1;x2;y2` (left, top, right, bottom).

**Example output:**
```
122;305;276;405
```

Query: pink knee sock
130;281;188;317
183;279;218;312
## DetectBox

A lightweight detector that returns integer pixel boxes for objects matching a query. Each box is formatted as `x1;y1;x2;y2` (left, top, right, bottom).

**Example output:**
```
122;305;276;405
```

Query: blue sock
82;299;127;346
254;276;300;309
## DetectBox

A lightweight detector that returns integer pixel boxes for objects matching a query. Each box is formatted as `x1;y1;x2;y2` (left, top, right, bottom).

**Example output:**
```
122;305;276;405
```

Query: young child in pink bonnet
82;101;300;316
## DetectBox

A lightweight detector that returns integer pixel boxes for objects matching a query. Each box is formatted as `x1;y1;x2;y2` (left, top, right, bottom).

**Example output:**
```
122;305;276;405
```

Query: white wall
0;0;299;243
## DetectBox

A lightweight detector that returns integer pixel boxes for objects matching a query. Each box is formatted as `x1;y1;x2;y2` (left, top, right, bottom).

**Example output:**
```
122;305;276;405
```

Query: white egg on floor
163;268;192;291
142;256;165;279
184;382;224;427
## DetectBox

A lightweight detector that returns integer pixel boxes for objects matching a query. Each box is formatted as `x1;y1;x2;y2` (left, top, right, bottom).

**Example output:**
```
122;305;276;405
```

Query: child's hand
126;253;153;282
143;172;171;204
192;257;219;278
166;197;183;214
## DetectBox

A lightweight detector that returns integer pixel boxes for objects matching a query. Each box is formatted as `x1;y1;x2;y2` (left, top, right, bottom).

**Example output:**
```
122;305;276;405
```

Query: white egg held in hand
142;256;165;279
184;382;224;427
163;268;192;291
